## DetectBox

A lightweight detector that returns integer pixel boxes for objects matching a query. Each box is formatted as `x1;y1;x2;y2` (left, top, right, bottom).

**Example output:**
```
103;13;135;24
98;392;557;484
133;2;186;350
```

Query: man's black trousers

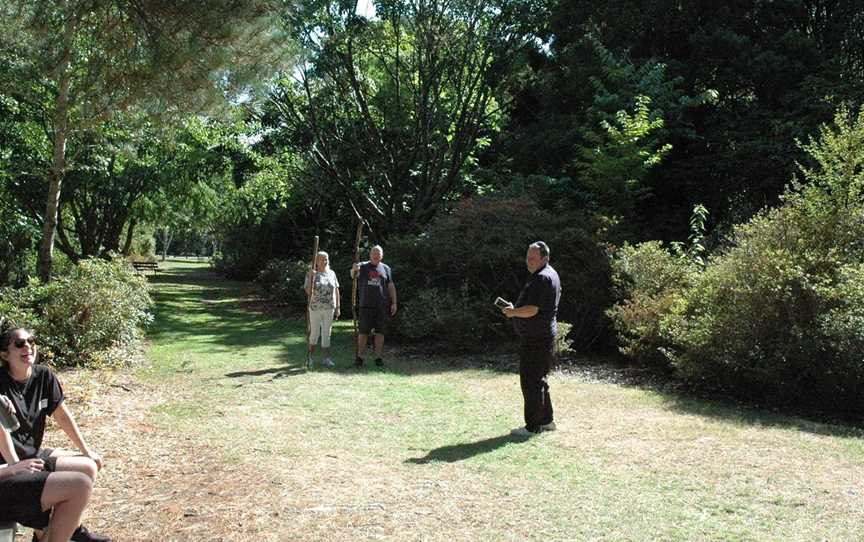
518;337;554;432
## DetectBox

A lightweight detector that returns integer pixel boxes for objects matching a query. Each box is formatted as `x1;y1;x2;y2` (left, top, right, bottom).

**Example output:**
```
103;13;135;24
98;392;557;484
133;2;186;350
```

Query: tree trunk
160;228;173;261
36;21;74;283
122;219;137;255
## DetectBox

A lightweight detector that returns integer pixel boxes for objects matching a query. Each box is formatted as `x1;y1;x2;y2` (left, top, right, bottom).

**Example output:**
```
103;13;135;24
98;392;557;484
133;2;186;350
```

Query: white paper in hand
494;297;513;309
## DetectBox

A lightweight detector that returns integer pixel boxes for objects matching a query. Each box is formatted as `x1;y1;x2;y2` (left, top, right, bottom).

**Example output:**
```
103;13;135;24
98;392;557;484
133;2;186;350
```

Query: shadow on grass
659;393;864;438
405;433;530;464
225;365;307;380
567;359;864;437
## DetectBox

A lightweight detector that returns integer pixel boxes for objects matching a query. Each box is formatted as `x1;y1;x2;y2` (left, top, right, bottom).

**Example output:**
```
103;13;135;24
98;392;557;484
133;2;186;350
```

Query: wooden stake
351;222;363;359
306;235;319;368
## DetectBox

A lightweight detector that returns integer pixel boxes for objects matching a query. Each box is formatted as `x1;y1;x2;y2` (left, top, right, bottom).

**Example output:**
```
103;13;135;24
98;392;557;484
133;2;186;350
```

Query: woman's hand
9;458;44;475
83;449;104;471
334;307;341;319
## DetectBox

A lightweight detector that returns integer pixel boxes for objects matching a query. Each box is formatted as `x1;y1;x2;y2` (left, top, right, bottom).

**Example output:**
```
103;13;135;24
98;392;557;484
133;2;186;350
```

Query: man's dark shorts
359;306;389;335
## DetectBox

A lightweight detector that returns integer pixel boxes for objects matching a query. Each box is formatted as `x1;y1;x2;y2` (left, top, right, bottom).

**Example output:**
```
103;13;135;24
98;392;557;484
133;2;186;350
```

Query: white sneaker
510;426;537;437
323;358;335;368
541;422;557;432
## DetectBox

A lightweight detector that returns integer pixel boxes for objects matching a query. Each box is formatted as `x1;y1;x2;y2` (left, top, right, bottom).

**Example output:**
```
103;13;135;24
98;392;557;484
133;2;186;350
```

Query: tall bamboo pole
351;222;363;359
306;235;319;368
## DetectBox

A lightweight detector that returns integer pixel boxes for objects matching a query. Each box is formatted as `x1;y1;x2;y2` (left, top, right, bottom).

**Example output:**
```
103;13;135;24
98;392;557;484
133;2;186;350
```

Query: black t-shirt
0;365;64;462
357;261;394;308
514;263;561;339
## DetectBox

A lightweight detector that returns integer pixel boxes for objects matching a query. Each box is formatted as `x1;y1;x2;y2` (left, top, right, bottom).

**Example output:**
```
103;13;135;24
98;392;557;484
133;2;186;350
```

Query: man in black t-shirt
351;245;398;368
502;241;561;436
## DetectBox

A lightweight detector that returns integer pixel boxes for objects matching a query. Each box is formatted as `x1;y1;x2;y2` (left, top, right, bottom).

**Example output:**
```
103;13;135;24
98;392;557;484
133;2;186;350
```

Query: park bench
0;520;14;542
131;261;158;275
0;463;15;541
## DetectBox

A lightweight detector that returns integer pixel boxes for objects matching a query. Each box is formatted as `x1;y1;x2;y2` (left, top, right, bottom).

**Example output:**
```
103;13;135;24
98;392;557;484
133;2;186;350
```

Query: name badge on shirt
39;398;48;411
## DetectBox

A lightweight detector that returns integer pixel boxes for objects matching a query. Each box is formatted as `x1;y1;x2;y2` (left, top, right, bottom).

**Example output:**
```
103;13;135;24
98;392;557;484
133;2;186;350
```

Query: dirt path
38;369;281;541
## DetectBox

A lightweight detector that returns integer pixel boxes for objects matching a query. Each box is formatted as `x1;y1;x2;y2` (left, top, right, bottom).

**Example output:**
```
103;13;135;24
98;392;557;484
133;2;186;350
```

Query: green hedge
609;106;864;415
0;257;153;367
388;196;614;351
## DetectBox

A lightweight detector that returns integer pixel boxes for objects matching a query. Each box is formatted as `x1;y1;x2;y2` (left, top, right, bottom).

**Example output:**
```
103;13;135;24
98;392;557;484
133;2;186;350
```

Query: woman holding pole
304;251;341;368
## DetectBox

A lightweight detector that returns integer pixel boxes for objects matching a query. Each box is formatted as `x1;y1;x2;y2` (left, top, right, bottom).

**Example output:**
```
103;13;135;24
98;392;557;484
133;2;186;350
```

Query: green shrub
555;321;574;355
256;258;309;309
389;196;613;350
606;106;864;415
397;288;486;350
607;241;692;368
660;203;864;410
0;257;153;367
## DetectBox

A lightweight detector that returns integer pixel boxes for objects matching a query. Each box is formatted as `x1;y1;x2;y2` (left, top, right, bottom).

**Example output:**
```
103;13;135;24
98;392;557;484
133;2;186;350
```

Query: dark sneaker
510;426;537;437
355;356;364;368
374;358;384;367
71;525;112;542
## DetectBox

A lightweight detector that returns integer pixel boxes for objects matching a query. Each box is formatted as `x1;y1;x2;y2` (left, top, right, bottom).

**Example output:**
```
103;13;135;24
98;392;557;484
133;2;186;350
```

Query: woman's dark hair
0;327;35;367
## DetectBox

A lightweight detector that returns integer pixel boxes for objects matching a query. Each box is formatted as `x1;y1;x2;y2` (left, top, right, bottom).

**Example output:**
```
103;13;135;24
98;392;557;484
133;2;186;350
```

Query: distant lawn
138;260;864;541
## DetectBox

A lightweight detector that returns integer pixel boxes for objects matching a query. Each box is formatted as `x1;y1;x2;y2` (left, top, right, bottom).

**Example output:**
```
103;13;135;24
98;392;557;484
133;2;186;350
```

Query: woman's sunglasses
12;337;36;349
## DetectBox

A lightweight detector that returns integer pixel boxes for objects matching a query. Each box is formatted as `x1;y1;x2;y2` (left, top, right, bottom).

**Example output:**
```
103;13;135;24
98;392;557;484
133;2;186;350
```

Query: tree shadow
405;433;530;464
565;359;864;438
658;393;864;439
224;365;307;381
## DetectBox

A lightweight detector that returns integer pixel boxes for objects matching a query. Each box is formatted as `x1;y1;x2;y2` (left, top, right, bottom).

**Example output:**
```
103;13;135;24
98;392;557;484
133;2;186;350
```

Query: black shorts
358;306;389;335
35;448;58;472
0;470;51;529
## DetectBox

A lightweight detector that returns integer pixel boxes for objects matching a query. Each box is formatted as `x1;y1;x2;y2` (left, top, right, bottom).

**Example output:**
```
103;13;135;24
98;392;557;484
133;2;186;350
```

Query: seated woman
0;328;110;542
0;421;93;542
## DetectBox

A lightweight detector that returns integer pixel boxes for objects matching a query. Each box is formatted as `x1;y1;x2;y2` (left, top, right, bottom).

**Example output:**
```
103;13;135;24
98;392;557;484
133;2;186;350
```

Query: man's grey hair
530;241;550;260
371;245;383;255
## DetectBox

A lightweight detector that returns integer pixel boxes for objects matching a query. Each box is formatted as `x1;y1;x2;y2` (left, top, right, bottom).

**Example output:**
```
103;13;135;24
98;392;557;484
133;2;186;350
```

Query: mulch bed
32;369;282;541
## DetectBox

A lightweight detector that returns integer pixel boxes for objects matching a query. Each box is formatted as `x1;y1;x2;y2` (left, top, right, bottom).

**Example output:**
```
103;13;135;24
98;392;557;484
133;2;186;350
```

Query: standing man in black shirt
351;245;398;368
502;241;561;437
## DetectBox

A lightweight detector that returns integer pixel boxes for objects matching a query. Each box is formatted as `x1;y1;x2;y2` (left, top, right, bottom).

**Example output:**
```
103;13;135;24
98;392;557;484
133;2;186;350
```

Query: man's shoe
510;426;538;437
71;525;111;542
541;421;557;432
355;356;364;368
374;358;384;367
323;357;335;368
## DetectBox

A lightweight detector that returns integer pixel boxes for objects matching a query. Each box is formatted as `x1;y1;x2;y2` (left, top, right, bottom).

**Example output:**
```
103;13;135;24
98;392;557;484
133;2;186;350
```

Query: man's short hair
371;245;383;255
530;241;550;260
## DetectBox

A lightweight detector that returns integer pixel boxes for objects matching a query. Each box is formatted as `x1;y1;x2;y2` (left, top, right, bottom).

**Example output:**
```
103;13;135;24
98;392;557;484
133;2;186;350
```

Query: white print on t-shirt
39;398;48;411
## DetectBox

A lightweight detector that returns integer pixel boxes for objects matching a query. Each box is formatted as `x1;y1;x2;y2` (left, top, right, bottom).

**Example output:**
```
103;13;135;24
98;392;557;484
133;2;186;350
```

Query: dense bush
0;257;153;367
607;241;692;367
609;106;864;415
397;288;487;349
661;203;864;412
388;196;614;350
255;258;310;309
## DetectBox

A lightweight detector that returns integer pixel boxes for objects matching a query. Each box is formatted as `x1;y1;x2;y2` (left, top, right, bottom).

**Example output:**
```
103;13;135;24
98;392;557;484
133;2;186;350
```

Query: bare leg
39;472;92;542
52;452;98;481
357;333;369;359
374;334;385;357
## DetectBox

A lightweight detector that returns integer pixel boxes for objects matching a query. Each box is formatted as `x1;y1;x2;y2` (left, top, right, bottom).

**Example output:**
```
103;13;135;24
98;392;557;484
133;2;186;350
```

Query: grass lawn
47;259;864;541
